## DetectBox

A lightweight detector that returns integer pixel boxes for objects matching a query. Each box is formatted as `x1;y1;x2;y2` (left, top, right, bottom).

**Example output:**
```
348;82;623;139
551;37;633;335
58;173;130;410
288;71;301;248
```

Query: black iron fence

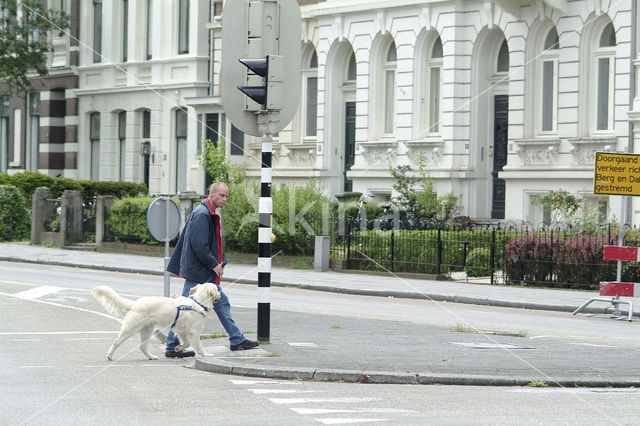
328;218;640;290
92;205;640;289
82;197;96;243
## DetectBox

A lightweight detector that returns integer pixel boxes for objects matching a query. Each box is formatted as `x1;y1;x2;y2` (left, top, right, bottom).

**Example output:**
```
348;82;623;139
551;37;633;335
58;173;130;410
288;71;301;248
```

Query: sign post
221;0;301;342
594;151;640;282
147;197;181;297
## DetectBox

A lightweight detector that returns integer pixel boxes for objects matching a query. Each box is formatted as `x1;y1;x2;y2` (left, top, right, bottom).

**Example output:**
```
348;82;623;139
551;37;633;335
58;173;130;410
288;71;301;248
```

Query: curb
0;255;628;316
194;357;640;387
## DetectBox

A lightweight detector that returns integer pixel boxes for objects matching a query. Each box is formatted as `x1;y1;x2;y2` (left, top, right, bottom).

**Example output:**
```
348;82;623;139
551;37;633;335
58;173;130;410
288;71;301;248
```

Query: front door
344;101;356;192
491;95;508;219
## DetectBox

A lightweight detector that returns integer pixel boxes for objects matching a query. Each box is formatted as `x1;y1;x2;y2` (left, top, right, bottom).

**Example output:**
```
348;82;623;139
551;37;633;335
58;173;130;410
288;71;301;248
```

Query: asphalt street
1;242;639;387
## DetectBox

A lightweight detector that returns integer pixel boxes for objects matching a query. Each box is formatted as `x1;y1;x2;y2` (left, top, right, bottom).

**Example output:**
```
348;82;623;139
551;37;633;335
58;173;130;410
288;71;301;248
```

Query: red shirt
205;198;223;284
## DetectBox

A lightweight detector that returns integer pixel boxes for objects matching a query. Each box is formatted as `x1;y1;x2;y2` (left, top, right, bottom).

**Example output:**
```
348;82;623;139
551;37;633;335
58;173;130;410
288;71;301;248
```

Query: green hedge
0;185;30;241
222;181;333;255
105;197;158;244
343;228;509;275
465;247;491;277
0;172;147;201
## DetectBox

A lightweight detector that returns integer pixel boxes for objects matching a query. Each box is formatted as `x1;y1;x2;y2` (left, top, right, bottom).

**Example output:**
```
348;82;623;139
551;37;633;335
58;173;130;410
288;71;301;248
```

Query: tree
0;1;69;96
197;138;246;188
389;155;461;223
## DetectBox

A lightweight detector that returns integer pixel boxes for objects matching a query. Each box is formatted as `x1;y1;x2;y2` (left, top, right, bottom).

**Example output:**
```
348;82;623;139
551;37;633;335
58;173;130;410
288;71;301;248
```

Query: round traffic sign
147;197;181;242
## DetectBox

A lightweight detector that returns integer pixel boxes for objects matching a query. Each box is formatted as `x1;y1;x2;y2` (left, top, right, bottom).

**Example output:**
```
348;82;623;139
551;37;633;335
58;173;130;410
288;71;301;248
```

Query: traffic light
238;55;283;111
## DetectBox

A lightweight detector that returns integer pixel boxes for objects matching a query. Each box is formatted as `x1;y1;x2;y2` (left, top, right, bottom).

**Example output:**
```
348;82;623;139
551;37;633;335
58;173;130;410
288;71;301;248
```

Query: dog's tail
92;286;135;318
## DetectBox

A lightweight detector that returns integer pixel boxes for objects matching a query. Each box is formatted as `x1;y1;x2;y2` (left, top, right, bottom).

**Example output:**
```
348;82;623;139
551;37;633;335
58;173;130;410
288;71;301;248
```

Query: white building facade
297;0;640;224
30;0;640;225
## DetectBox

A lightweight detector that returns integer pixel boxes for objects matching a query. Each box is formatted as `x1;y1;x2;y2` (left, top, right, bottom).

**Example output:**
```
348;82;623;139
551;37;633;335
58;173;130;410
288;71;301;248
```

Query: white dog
92;283;221;360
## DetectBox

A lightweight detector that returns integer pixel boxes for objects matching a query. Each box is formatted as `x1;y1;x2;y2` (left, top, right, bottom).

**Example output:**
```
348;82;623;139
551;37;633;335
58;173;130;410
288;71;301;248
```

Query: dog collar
189;296;209;312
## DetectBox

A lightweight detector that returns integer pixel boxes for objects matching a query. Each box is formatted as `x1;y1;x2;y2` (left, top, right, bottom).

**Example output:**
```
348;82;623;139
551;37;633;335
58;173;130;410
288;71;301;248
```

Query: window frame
118;111;126;181
122;0;128;62
178;0;190;55
175;108;188;192
90;112;101;180
0;95;8;173
230;124;244;156
382;41;397;137
93;0;102;63
29;92;40;171
536;27;559;135
302;49;318;139
426;37;443;136
146;0;153;60
592;23;616;134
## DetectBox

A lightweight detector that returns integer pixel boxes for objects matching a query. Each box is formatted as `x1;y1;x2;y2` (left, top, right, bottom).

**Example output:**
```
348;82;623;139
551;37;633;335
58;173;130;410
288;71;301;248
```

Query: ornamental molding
568;137;616;166
357;141;398;166
284;143;316;166
404;139;444;165
248;141;280;163
513;138;560;166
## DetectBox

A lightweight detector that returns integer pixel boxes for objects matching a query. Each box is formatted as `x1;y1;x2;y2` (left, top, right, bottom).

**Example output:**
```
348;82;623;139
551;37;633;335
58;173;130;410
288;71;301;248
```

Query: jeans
165;279;246;352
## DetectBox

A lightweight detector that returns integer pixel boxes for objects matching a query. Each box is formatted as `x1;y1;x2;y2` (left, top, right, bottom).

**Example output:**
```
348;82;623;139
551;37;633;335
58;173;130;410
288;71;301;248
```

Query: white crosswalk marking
248;389;316;395
315;418;391;424
14;285;65;299
229;379;300;385
292;408;416;415
230;379;407;423
269;397;383;405
287;342;319;347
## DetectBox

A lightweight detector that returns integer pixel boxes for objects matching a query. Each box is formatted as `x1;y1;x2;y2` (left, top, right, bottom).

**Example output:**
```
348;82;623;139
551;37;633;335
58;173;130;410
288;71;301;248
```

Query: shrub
389;155;461;223
504;235;610;289
466;247;491;277
552;236;610;286
221;181;333;255
105;197;157;244
0;172;147;201
272;181;333;255
0;185;30;241
221;182;259;253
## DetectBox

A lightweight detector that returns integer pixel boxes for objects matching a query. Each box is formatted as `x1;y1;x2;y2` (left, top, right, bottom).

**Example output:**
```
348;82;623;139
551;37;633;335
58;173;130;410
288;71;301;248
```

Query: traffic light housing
238;55;283;111
221;0;300;137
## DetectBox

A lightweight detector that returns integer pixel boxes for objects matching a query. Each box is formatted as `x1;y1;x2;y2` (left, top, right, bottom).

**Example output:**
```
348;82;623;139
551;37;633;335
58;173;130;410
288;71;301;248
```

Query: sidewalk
0;242;605;312
2;242;639;387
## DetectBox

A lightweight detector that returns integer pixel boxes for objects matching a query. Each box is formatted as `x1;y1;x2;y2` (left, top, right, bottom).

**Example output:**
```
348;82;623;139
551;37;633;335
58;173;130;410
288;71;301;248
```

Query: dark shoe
230;339;259;351
165;349;196;358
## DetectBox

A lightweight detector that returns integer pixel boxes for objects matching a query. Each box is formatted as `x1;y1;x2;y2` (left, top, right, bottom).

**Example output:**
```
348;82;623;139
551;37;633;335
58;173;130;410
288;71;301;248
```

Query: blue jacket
167;200;221;284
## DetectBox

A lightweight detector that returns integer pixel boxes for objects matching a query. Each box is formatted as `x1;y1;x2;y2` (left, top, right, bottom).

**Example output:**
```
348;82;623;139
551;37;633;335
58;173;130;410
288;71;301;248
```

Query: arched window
118;111;126;180
426;37;443;134
594;22;616;131
303;49;318;138
347;52;357;82
383;42;397;135
497;39;509;73
539;27;559;133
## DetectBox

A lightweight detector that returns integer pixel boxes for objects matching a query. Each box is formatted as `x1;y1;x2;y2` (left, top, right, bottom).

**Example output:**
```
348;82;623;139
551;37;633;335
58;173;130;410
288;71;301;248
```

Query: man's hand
213;264;224;277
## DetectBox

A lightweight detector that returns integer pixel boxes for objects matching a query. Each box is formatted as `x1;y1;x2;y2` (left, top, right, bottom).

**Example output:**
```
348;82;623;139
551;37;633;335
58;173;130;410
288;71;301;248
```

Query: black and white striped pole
220;0;301;344
257;129;273;341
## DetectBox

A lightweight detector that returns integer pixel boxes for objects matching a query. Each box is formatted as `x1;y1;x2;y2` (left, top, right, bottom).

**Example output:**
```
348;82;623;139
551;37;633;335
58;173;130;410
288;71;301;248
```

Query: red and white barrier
600;282;640;298
603;245;640;262
573;245;638;321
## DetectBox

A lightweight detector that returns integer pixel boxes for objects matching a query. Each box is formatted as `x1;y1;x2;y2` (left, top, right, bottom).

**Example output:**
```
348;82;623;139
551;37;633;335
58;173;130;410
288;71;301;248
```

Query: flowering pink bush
504;235;610;289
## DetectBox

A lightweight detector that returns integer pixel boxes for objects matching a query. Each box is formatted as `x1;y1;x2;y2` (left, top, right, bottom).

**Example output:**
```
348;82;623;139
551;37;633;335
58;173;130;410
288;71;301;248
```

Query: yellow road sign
594;152;640;196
